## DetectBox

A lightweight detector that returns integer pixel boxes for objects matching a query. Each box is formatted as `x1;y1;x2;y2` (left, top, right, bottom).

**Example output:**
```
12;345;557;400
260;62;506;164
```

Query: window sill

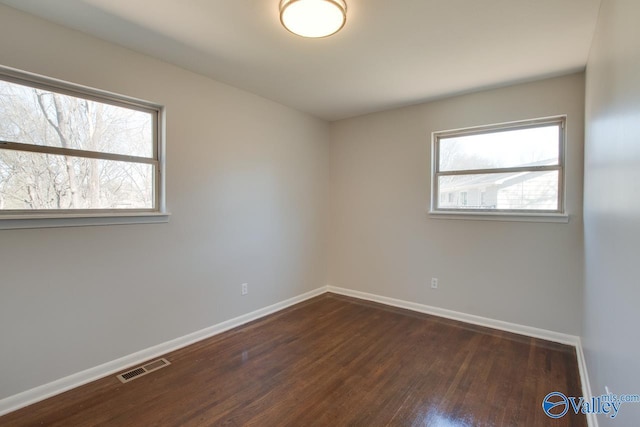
428;210;569;223
0;212;171;230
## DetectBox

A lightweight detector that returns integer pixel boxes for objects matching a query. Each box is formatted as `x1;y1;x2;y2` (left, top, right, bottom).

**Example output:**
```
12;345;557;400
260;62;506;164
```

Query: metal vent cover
117;358;171;383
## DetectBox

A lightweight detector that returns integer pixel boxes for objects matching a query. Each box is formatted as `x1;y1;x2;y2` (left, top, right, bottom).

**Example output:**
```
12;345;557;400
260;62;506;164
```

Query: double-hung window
0;66;165;227
431;116;566;220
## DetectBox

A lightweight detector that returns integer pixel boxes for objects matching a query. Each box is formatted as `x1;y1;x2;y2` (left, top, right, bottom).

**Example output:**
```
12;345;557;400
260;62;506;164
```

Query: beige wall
584;0;640;424
0;5;329;400
329;73;585;335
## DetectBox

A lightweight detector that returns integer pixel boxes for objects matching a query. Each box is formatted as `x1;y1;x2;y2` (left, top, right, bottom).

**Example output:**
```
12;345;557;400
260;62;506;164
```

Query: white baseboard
327;285;597;427
0;286;326;417
575;339;599;427
327;286;579;345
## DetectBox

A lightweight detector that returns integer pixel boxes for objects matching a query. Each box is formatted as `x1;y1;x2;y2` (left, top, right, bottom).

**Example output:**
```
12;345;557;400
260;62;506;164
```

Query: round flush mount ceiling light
280;0;347;38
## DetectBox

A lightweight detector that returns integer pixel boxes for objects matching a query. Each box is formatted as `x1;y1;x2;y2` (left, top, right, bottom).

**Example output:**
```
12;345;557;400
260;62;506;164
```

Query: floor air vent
117;358;171;383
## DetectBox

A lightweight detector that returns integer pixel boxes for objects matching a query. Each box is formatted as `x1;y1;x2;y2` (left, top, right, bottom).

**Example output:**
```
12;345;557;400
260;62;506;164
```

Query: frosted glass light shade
280;0;347;38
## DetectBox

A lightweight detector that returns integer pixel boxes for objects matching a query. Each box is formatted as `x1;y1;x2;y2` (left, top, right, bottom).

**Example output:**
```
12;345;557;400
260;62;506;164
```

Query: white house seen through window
431;117;565;214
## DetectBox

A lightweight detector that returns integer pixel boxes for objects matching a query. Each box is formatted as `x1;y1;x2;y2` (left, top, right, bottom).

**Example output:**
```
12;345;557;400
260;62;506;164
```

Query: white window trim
429;210;568;223
0;65;168;229
428;116;568;223
0;212;170;230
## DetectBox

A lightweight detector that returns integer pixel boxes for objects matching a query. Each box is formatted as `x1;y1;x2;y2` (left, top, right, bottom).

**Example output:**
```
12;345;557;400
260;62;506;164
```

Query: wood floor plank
0;294;586;426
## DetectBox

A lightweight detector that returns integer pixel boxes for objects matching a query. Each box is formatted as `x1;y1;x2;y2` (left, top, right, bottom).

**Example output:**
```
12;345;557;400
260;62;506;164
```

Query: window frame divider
436;164;561;177
0;140;158;165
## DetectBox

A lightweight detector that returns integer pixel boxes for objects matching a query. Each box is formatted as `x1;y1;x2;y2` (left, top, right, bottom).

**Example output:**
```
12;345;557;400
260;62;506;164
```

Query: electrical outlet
241;283;248;296
431;278;438;289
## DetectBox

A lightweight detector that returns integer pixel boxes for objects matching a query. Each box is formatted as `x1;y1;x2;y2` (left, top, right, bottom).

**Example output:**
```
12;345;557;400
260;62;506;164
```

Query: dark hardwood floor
0;294;585;426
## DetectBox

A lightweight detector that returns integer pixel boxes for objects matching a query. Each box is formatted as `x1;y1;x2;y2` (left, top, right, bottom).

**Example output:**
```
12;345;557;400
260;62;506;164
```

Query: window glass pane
438;170;559;211
439;125;560;172
0;150;153;210
0;80;153;158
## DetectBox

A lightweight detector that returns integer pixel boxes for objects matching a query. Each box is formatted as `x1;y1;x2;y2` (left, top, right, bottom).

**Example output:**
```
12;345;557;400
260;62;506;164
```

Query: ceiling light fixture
279;0;347;38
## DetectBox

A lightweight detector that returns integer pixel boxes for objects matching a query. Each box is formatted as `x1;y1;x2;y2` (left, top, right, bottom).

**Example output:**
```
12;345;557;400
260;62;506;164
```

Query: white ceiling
0;0;601;121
